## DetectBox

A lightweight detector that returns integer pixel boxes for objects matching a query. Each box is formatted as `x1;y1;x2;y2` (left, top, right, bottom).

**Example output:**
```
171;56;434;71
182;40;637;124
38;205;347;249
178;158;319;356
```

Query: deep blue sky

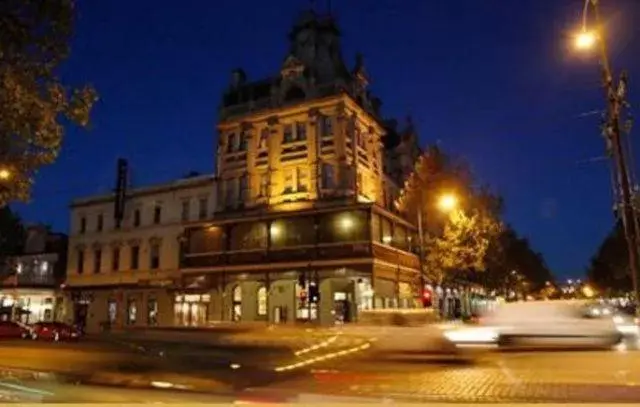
13;0;640;278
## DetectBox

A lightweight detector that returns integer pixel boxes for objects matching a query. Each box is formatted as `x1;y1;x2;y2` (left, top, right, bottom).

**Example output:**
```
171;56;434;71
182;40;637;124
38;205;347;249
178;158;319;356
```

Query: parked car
30;322;82;342
0;321;29;339
443;300;639;350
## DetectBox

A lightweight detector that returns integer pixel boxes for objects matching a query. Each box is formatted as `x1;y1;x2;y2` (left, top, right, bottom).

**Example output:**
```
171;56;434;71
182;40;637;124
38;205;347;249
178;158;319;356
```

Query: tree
0;0;98;207
396;145;504;285
482;226;554;296
587;221;631;295
0;206;25;257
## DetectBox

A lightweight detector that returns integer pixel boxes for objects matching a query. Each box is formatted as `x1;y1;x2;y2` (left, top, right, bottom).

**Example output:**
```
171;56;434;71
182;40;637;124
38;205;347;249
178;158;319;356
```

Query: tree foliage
587;221;631;294
482;226;554;293
396;145;504;284
0;0;98;207
0;206;25;257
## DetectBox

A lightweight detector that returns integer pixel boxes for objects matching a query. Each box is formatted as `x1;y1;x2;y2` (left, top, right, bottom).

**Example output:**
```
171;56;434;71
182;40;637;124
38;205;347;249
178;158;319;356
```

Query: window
97;214;104;232
297;168;308;192
227;133;236;153
40;261;49;273
76;249;84;274
257;286;267;317
153;205;162;224
93;249;102;273
225;178;235;206
181;200;190;221
147;299;158;326
259;173;269;197
283;124;293;143
130;245;139;270
198;197;208;220
150;243;160;269
127;299;137;325
238;175;247;203
112;247;120;271
258;128;269;149
296;122;307;141
239;132;248;151
79;217;86;234
133;209;141;227
283;169;294;193
320;116;333;137
321;163;335;189
232;285;242;322
107;300;117;324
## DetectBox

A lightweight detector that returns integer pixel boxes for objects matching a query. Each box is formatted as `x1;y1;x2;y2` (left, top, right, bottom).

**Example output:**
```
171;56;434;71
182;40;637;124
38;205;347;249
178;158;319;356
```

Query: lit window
259;173;269;197
40;261;48;273
257;286;267;316
147;299;158;326
283;169;294;194
297;168;308;192
108;300;117;323
127;299;137;325
232;285;242;322
16;263;23;275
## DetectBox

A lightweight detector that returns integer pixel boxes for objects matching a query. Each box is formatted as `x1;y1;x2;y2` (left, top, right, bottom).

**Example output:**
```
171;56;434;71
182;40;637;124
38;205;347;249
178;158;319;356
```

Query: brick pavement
256;350;640;402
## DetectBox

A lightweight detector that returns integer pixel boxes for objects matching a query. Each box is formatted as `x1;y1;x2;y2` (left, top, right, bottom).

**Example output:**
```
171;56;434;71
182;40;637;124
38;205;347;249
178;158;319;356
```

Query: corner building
180;11;422;326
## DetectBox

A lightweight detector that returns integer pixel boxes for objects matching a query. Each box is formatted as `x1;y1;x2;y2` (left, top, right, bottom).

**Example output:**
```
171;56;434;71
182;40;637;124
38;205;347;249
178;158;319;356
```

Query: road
1;337;640;403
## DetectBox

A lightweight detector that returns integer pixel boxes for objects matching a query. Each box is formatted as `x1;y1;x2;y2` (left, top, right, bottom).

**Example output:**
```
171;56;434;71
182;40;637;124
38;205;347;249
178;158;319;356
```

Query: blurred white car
444;300;639;350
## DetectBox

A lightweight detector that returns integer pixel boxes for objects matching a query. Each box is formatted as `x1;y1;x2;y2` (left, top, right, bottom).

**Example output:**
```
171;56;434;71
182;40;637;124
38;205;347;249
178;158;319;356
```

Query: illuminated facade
64;174;215;333
180;10;422;325
0;225;67;324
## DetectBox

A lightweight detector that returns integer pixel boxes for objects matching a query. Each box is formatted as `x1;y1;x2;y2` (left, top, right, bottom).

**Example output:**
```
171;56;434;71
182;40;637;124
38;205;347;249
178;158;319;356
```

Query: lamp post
575;0;640;315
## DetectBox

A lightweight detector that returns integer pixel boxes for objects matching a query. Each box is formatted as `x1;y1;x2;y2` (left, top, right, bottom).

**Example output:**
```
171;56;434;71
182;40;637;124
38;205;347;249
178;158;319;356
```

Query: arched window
231;285;242;322
257;286;267;317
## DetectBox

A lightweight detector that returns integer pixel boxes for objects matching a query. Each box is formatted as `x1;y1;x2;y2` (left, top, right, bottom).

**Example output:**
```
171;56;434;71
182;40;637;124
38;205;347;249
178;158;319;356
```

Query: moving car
443;300;639;350
29;322;82;342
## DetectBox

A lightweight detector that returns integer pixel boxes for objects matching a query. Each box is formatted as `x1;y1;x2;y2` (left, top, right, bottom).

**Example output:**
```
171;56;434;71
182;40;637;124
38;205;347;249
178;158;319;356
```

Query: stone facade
179;9;422;327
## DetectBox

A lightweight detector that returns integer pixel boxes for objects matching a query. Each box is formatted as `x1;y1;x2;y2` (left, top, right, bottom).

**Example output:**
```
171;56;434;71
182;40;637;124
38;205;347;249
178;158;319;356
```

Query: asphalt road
1;337;640;403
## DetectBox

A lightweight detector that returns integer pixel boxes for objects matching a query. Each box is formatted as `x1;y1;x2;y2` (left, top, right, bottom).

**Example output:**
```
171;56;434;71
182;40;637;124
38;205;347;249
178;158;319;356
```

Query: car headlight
444;327;499;343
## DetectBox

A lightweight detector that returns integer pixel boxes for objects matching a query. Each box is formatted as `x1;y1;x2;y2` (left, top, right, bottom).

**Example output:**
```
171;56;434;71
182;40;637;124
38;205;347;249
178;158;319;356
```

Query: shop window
108;300;117;323
147;299;158;326
257;286;267;317
127;299;137;325
174;294;209;327
232;285;242;322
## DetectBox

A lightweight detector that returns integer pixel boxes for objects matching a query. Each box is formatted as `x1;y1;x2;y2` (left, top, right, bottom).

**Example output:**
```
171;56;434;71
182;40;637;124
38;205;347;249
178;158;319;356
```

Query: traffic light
421;288;433;308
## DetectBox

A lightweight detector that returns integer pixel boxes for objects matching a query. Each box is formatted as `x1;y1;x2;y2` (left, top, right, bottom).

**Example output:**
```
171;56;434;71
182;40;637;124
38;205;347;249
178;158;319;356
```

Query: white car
444;300;639;350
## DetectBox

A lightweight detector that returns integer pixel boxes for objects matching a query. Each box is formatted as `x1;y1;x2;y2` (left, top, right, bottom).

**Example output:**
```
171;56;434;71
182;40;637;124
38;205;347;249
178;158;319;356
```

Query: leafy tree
396;145;504;284
587;221;631;295
0;206;25;257
482;226;554;295
0;0;98;207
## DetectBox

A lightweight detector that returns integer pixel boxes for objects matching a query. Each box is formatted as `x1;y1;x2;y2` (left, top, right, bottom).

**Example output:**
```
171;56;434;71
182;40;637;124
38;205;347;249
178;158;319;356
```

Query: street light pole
584;0;640;314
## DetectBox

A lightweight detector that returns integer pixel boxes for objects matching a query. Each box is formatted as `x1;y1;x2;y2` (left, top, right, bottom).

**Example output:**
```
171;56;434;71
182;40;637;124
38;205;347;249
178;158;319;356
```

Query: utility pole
589;0;640;315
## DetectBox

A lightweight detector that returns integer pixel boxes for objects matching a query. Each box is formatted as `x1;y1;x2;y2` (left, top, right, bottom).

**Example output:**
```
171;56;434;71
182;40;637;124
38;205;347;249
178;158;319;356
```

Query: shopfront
174;293;210;327
0;289;58;323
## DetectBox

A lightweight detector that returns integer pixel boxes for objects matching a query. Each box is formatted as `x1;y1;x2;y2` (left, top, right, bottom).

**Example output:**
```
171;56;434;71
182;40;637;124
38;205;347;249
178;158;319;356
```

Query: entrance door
74;303;88;331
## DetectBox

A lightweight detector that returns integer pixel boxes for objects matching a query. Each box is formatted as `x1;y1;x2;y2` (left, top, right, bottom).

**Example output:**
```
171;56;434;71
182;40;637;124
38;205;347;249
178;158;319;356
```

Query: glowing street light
437;193;458;212
0;169;10;180
575;30;597;50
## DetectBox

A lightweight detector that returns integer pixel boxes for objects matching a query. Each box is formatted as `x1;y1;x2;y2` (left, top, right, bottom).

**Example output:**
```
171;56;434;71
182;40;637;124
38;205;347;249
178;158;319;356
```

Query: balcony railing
182;241;418;270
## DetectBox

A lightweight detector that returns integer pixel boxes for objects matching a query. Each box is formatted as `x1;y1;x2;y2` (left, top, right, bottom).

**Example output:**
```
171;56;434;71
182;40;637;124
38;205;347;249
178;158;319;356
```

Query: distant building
180;9;422;326
0;225;68;323
63;173;215;332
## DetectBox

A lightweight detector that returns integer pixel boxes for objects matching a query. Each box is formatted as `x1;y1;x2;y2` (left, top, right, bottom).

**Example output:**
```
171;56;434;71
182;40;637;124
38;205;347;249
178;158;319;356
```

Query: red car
30;322;81;342
0;321;29;339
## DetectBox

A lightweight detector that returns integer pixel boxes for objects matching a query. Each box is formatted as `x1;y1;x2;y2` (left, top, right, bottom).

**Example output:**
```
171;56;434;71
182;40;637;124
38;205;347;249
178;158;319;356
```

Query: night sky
13;0;640;279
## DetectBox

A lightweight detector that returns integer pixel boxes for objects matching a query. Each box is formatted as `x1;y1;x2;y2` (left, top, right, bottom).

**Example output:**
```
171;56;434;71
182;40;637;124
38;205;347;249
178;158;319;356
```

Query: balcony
182;242;373;269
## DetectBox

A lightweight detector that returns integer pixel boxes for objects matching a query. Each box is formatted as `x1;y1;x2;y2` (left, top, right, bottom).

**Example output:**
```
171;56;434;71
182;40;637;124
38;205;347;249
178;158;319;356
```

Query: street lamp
574;0;640;315
0;168;10;180
437;193;458;213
